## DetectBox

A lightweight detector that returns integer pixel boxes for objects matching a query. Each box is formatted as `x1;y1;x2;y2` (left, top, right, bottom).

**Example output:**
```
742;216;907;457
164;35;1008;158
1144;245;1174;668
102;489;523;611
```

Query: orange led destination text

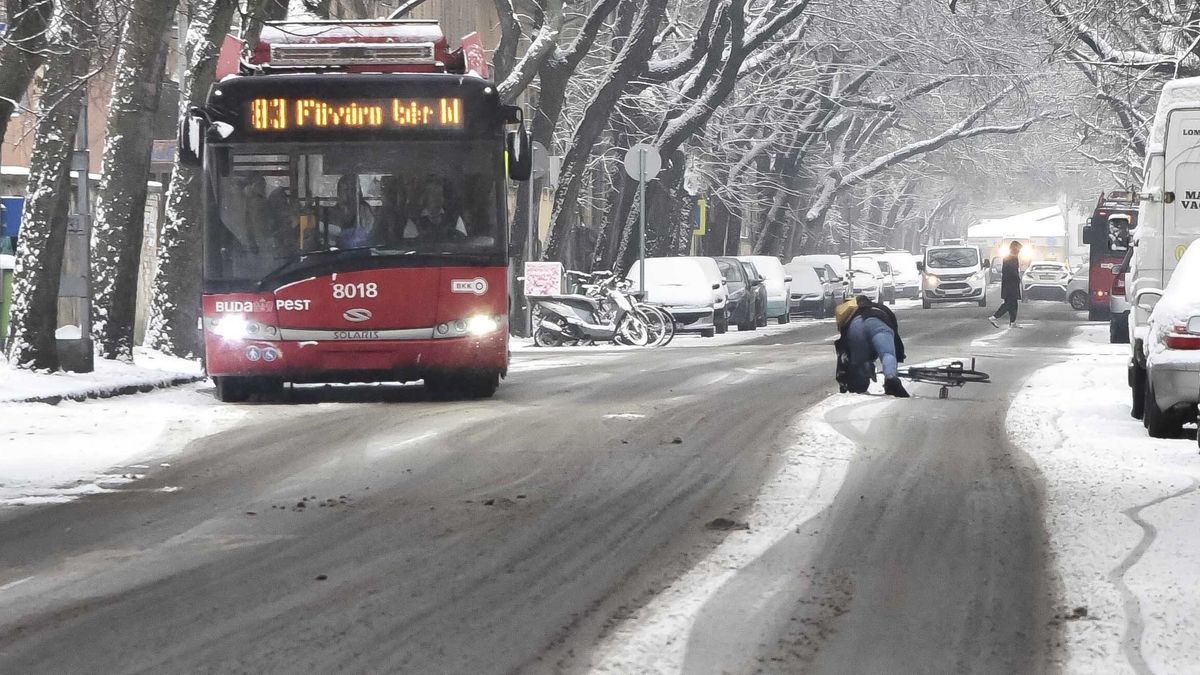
249;97;463;131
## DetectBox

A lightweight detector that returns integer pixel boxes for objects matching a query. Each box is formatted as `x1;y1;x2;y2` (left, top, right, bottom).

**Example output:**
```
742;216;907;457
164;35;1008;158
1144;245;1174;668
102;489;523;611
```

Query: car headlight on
927;275;941;287
969;271;984;282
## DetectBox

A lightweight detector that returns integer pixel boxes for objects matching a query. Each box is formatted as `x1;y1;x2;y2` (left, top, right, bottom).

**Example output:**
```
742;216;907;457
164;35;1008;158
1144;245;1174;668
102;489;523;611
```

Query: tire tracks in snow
1111;477;1200;675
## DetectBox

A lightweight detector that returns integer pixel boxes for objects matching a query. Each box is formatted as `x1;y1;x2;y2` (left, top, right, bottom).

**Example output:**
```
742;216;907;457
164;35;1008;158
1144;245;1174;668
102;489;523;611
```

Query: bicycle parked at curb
529;271;673;348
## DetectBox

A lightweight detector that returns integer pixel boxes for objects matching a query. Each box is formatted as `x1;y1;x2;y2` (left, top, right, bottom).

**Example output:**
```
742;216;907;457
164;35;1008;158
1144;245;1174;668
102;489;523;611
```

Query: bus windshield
205;140;504;286
927;248;979;268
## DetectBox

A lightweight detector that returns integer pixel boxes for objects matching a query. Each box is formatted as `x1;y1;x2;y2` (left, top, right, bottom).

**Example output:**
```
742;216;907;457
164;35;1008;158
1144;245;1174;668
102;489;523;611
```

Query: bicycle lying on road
898;358;991;399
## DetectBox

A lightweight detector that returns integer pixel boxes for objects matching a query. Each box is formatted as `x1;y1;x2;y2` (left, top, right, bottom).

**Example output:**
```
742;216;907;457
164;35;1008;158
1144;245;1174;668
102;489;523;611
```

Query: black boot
884;378;910;398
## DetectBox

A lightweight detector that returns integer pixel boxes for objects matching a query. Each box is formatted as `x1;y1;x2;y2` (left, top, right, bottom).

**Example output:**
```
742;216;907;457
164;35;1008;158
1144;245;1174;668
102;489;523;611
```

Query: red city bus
178;20;532;402
1081;191;1137;321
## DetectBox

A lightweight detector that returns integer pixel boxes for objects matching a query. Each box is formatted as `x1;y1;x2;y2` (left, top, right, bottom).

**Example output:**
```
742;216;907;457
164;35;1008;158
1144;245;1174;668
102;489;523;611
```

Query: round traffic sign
624;143;662;182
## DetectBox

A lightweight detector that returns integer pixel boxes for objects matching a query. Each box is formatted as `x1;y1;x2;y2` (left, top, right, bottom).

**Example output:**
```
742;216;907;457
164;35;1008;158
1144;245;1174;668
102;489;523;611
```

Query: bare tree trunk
145;0;238;359
5;0;97;369
0;0;51;143
543;0;669;261
91;0;179;361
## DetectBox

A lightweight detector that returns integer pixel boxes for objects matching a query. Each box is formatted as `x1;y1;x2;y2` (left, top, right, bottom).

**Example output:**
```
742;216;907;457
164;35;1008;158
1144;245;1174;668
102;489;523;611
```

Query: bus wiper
258;245;386;287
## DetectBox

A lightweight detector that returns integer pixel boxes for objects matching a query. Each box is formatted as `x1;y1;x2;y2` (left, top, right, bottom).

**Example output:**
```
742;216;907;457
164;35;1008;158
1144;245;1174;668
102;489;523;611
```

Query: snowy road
0;302;1108;673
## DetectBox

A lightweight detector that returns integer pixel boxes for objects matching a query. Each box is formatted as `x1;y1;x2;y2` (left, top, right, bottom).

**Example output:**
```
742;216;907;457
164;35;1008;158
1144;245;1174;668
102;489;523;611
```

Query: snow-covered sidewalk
0;347;203;404
1008;325;1200;674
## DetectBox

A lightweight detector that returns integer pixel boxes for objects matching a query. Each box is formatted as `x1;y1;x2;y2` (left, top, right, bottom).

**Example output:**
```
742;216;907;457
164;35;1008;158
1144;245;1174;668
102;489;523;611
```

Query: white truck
1126;77;1200;421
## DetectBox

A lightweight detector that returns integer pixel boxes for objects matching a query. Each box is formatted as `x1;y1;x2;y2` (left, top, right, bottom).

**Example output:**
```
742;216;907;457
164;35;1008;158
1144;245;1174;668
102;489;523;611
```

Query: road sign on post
524;140;549;336
693;198;708;235
623;144;662;297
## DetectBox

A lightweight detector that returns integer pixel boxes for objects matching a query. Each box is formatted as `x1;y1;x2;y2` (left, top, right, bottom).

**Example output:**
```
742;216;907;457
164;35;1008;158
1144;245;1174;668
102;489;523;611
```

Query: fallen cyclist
834;294;910;398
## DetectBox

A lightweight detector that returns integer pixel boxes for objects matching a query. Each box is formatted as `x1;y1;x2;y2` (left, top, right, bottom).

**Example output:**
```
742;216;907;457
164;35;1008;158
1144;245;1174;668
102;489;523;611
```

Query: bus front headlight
208;315;277;341
466;315;501;336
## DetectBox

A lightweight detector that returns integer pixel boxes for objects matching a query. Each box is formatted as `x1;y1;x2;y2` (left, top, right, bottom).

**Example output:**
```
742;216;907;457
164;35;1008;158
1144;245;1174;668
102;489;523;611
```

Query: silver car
1066;264;1089;310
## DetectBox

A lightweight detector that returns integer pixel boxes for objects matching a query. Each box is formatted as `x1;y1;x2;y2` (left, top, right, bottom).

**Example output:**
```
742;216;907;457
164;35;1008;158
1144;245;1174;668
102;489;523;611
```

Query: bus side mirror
916;261;924;272
1082;224;1094;245
507;122;532;182
177;108;207;167
982;258;990;268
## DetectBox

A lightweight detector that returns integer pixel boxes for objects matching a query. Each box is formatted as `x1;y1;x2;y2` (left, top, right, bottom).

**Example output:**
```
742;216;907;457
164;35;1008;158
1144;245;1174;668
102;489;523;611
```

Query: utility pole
58;94;93;371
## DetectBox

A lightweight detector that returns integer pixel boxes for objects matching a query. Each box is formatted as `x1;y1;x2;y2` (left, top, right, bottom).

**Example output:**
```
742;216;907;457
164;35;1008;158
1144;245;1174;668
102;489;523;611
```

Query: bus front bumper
205;335;509;382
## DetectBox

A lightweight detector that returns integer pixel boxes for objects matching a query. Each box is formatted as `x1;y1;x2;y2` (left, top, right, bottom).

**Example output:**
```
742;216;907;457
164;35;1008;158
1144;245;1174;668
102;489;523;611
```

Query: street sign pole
623;143;661;296
639;146;646;295
526;139;549;337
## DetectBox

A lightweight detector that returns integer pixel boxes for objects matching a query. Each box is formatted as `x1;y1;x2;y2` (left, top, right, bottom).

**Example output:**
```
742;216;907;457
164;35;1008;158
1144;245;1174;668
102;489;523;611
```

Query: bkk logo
451;278;488;295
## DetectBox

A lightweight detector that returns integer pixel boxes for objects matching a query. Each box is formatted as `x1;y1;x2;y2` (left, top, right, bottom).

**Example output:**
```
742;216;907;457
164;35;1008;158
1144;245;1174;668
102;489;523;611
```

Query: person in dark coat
989;240;1023;328
835;294;909;397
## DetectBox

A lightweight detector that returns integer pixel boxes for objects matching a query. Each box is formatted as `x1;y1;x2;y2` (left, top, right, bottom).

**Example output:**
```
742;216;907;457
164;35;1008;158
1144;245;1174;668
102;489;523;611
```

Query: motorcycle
531;278;651;347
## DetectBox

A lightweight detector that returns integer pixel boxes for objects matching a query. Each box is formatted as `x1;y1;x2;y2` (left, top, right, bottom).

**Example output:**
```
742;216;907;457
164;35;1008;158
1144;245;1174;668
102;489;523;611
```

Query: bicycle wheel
638;306;672;347
650;306;676;346
615;311;651;346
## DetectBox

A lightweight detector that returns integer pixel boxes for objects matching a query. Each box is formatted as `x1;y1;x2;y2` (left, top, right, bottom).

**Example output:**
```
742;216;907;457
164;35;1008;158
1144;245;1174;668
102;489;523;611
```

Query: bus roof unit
250;20;461;74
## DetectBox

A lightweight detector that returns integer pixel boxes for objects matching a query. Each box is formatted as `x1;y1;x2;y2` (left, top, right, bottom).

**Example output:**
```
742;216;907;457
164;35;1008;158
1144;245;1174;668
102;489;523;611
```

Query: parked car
881;250;922;299
790;255;850;300
1109;249;1133;344
1022;261;1072;301
715;257;760;331
787;263;827;317
844;256;890;303
919;244;987;308
739;260;769;328
1066;263;1089;310
851;253;896;303
1135;237;1200;438
736;255;792;324
814;264;845;308
627;256;728;337
843;259;885;303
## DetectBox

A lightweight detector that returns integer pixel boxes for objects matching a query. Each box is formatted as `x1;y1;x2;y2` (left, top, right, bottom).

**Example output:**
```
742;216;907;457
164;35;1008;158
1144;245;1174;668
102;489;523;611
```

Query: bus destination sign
248;97;464;132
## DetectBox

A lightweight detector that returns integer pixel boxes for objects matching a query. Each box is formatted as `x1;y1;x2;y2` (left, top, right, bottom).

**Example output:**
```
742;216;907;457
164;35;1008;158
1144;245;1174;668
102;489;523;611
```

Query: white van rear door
1164;109;1200;278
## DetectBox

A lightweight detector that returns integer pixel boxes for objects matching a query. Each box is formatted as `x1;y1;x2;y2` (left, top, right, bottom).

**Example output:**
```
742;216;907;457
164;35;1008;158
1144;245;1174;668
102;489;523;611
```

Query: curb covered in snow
7;374;206;406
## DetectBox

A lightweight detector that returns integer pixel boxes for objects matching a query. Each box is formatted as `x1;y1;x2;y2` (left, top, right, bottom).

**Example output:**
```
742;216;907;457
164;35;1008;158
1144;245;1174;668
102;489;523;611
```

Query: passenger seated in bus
242;174;269;256
266;185;300;255
374;175;410;246
330;174;378;248
403;176;467;240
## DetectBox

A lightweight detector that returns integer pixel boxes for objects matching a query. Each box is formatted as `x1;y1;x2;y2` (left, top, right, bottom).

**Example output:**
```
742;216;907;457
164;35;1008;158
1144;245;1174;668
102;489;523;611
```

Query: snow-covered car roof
1147;237;1200;362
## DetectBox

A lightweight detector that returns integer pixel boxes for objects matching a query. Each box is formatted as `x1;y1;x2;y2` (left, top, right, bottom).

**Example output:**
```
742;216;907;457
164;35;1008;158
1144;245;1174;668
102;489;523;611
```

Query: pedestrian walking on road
989;240;1023;329
834;294;910;397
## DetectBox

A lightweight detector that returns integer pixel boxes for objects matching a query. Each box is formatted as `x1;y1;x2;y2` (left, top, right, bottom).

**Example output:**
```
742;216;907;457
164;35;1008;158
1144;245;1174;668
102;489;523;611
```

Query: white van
1126;76;1200;418
919;245;987;308
627;256;728;337
882;250;921;299
736;255;792;324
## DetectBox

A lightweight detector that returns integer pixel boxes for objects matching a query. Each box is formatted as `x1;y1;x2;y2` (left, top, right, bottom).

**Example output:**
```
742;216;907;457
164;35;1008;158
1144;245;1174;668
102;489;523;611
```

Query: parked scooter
531;279;651;347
